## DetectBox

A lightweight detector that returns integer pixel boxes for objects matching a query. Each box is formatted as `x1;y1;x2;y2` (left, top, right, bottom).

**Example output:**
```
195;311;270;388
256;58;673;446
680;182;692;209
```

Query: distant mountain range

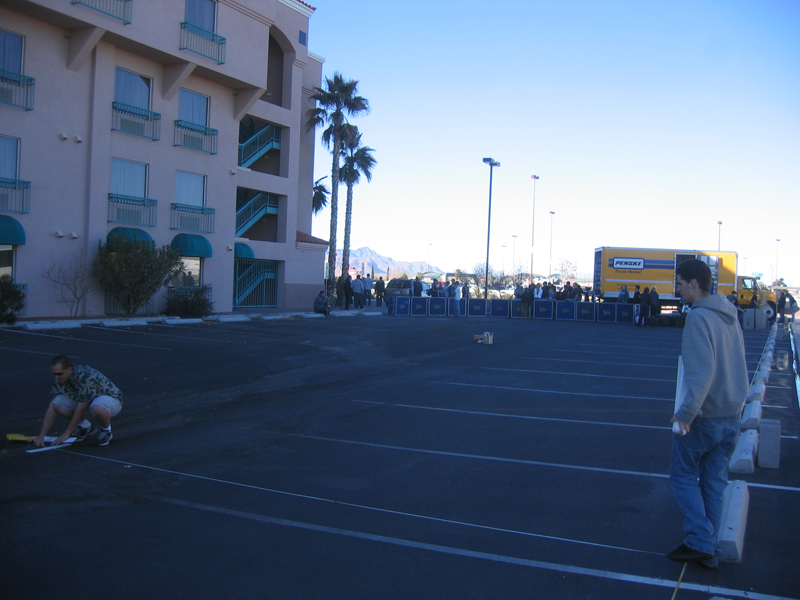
336;247;442;278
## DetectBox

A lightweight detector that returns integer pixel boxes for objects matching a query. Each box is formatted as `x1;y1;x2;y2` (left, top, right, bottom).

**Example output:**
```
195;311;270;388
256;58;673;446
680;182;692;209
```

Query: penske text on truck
593;247;738;305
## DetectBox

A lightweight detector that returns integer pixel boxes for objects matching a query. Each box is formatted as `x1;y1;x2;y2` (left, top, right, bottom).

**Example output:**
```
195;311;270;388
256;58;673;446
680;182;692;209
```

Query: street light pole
776;239;780;284
502;245;506;282
530;175;539;285
718;221;722;251
483;157;500;299
548;211;555;281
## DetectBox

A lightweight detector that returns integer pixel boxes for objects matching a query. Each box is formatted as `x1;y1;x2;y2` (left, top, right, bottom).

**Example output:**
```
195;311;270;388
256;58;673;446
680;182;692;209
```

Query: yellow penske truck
593;247;776;317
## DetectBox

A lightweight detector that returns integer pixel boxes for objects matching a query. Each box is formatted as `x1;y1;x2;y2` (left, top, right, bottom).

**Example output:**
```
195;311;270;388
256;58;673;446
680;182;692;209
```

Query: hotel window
115;68;151;110
179;89;209;126
111;158;147;197
0;29;24;74
185;0;217;33
0;135;19;180
175;171;205;207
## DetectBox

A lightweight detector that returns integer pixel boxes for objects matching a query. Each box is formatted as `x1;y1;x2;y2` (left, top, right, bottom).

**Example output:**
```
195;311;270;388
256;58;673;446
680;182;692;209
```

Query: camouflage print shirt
51;365;123;405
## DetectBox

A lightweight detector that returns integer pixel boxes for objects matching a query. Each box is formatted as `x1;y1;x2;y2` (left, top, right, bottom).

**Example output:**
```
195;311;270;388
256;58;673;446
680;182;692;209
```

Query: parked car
384;278;430;298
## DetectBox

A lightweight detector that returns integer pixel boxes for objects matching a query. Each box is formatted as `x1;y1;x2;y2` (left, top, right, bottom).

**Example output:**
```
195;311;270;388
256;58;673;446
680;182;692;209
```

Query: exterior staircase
238;124;280;168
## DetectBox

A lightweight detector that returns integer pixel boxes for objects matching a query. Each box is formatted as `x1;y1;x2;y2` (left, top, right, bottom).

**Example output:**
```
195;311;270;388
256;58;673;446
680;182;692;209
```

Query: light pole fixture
717;221;722;251
483;157;500;299
530;175;539;284
776;239;780;283
548;211;555;281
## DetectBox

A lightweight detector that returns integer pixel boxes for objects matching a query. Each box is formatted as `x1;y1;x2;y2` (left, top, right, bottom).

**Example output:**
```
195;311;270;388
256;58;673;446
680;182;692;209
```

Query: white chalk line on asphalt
484;366;677;382
521;356;679;369
431;380;673;402
63;451;660;557
2;328;170;351
57;453;797;600
353;399;668;431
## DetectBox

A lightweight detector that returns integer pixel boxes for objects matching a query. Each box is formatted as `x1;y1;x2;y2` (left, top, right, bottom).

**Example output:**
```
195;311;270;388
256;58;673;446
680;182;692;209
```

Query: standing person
618;284;630;304
632;285;641;305
638;286;651;326
413;277;423;297
352;275;365;309
375;276;386;307
453;280;463;316
363;274;374;306
461;281;469;316
34;355;123;447
650;285;661;316
668;259;748;568
785;292;797;323
343;275;353;310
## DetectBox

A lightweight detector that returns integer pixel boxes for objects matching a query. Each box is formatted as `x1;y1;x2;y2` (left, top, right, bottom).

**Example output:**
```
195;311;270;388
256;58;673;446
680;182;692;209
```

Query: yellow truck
593;247;776;316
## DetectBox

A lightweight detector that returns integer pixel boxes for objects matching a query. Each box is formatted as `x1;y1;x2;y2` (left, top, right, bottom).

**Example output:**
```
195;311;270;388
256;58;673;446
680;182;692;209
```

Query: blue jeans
670;415;740;556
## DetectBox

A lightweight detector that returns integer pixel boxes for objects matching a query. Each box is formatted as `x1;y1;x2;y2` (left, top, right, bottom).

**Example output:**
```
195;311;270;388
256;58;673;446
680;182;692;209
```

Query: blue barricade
576;302;596;321
387;297;395;315
394;297;410;316
448;297;463;316
429;297;447;316
468;298;487;317
533;299;554;319
410;297;428;316
616;303;635;324
597;303;616;323
511;299;529;318
556;301;576;320
490;299;510;318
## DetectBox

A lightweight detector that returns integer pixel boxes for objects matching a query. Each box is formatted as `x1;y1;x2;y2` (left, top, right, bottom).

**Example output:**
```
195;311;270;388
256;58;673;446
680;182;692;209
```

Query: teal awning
234;242;254;258
107;227;153;250
0;215;26;245
171;233;212;258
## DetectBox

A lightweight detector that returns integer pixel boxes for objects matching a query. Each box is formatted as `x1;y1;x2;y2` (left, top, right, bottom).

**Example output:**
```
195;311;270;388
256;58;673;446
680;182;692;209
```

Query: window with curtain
0;135;19;180
115;68;151;109
111;158;147;197
185;0;216;33
179;89;209;126
0;245;12;277
175;171;205;206
0;29;23;74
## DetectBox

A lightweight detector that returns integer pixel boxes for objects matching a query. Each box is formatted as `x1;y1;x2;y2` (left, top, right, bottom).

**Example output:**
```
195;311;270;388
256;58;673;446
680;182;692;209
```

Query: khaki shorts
52;394;122;421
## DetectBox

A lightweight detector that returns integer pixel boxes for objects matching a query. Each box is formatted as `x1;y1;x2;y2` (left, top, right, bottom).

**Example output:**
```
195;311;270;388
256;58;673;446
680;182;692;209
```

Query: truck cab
737;276;776;319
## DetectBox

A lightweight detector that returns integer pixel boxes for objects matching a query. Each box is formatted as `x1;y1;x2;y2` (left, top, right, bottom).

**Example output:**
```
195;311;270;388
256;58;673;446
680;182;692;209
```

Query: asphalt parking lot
1;315;798;599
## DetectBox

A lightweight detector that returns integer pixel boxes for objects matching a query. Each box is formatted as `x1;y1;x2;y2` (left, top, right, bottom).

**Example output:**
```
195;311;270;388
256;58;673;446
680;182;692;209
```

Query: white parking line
3;328;170;351
431;380;673;402
354;399;668;431
57;454;799;600
485;367;677;382
521;356;678;369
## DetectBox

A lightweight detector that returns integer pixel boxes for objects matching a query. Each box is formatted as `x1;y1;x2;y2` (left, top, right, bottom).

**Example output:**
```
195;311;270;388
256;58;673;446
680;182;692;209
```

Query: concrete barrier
746;380;765;402
22;321;83;330
740;400;762;430
719;480;749;562
758;419;781;469
729;429;759;474
98;319;149;327
204;315;252;323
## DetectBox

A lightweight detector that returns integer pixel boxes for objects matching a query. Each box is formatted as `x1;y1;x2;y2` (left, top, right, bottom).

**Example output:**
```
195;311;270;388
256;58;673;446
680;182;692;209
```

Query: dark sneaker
94;429;113;446
73;426;91;442
667;544;713;563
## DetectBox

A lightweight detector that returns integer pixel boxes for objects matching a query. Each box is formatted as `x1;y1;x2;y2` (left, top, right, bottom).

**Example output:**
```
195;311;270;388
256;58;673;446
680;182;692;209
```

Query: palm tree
305;73;369;296
312;176;329;215
339;127;376;277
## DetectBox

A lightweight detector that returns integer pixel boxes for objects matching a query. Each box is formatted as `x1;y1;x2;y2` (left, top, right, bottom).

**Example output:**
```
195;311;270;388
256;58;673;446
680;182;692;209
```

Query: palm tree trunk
342;181;354;278
327;136;341;299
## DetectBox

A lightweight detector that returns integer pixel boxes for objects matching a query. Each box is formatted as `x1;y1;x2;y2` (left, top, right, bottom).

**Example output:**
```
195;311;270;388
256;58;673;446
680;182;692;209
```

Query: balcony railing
0;178;31;214
179;22;226;64
108;193;157;226
168;285;212;300
112;101;161;140
105;292;153;316
71;0;132;24
170;203;215;233
174;120;218;154
0;69;35;110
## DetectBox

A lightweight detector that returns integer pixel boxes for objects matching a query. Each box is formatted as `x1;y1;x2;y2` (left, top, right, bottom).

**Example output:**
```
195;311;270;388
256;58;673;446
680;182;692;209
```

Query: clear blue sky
307;0;799;285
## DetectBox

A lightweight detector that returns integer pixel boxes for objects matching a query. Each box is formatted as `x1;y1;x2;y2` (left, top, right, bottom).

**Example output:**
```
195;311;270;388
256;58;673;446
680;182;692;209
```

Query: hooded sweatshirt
675;294;748;423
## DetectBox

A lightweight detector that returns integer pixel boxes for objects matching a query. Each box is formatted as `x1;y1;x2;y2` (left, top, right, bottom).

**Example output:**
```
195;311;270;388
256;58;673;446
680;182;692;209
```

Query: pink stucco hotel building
0;0;328;319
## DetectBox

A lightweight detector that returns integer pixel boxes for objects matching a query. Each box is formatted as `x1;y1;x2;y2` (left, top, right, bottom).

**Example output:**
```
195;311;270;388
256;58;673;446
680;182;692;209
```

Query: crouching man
34;355;123;447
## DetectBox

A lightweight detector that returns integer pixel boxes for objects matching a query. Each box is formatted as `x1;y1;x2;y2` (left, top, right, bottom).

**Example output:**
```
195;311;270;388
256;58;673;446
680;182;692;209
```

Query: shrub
165;285;214;318
0;274;26;325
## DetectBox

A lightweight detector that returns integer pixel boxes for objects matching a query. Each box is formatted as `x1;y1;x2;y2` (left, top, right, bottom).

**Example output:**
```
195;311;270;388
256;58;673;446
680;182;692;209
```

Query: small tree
92;237;184;316
41;248;94;317
0;274;26;325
